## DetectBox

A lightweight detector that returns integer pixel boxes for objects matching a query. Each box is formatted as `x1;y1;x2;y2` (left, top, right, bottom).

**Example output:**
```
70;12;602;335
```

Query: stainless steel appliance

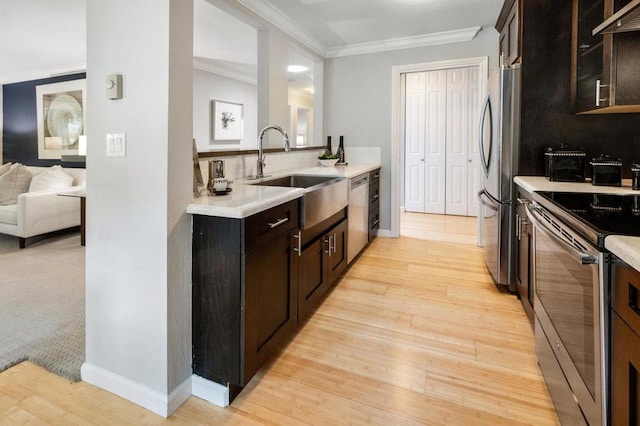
478;63;521;291
525;191;640;425
348;173;369;263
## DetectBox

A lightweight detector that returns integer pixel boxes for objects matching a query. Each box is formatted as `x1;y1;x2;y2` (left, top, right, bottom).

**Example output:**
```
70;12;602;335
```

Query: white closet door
445;68;469;216
404;72;426;213
423;70;447;214
467;66;482;217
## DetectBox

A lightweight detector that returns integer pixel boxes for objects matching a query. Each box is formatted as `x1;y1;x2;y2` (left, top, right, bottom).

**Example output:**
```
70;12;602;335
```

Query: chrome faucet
257;125;290;179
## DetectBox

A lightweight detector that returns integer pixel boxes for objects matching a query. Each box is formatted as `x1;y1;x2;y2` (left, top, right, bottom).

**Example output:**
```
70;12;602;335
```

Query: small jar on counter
632;163;640;190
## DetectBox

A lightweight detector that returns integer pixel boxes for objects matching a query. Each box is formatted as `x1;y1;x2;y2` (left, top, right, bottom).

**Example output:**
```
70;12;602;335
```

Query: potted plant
318;151;339;167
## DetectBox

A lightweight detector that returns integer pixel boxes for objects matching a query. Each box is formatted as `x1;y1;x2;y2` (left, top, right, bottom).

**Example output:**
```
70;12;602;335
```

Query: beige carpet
0;230;85;381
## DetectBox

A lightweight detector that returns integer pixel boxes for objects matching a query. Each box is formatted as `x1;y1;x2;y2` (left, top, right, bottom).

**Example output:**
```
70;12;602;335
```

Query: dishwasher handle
351;174;369;189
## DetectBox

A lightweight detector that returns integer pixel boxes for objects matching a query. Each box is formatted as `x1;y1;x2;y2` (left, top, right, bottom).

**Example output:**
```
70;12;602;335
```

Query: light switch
106;74;123;99
106;133;126;157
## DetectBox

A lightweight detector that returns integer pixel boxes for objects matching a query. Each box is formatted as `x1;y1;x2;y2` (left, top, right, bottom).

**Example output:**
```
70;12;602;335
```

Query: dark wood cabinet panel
611;260;640;425
496;0;521;65
514;187;534;327
296;217;348;322
192;215;243;385
369;168;380;240
192;199;298;392
610;312;640;426
326;219;348;285
244;229;295;383
571;0;640;113
297;237;328;321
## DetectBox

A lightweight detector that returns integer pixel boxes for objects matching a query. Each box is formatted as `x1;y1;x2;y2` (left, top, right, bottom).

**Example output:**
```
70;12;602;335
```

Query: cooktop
534;191;640;247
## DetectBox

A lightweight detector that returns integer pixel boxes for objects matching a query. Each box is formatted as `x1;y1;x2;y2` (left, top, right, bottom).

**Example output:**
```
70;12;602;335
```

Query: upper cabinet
496;0;521;65
571;0;640;113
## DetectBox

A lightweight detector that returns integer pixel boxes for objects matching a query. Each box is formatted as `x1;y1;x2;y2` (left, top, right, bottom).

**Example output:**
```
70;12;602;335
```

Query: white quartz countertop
515;176;640;271
187;163;381;218
605;236;640;271
514;176;638;194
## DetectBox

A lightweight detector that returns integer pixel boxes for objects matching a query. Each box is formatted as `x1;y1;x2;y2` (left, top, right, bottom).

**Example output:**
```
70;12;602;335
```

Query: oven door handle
526;204;599;265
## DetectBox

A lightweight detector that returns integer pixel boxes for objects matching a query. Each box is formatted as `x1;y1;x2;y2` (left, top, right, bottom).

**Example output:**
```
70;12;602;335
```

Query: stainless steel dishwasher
348;173;369;263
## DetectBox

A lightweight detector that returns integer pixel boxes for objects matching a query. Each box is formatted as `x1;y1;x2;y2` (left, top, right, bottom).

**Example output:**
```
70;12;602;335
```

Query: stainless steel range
526;191;640;425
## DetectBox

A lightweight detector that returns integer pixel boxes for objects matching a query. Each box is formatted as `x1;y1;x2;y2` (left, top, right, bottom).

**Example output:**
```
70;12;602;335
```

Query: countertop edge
605;235;640;271
187;163;381;219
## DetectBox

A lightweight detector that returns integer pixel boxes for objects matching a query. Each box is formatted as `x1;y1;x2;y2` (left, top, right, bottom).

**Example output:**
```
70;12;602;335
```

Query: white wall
193;68;257;152
324;27;499;231
83;0;193;417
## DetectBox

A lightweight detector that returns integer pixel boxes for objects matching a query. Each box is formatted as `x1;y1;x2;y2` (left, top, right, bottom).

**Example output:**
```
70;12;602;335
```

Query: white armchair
0;166;86;248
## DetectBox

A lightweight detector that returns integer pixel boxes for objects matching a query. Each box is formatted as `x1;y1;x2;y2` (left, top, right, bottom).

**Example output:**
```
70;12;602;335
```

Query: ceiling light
288;65;309;73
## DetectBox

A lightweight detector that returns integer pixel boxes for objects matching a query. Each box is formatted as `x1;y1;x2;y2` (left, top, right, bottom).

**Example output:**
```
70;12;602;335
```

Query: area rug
0;231;85;381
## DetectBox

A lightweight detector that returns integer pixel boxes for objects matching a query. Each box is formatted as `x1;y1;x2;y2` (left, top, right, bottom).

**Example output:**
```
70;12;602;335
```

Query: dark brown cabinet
571;0;640;113
515;186;534;327
368;168;380;239
192;199;299;393
296;215;348;321
611;260;640;426
496;0;521;65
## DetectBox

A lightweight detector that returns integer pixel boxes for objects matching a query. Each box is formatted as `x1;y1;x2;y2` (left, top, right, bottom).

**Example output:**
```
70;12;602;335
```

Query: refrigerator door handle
478;93;493;178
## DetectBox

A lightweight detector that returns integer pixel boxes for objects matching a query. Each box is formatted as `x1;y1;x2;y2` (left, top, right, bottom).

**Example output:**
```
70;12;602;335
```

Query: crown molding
235;0;328;57
0;64;86;85
325;27;482;58
193;57;257;85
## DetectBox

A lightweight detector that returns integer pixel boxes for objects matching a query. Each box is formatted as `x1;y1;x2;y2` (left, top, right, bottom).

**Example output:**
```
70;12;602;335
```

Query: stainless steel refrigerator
478;64;521;292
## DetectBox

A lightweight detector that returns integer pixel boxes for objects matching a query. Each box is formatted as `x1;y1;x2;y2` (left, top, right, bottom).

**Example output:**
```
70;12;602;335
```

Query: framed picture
36;79;86;159
211;100;243;141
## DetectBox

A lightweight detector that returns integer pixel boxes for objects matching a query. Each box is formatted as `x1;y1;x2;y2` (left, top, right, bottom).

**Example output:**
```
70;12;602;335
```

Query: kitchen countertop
187;163;381;218
514;176;638;194
515;176;640;271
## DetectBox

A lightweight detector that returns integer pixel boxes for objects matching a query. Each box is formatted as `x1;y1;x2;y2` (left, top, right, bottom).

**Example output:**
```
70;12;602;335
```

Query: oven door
526;203;605;426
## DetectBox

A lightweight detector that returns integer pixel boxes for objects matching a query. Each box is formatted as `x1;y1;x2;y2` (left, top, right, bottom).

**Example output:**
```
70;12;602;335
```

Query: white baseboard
191;374;229;407
81;363;191;418
376;228;393;238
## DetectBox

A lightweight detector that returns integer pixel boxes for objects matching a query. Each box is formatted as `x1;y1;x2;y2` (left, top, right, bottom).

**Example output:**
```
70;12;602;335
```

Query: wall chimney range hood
593;0;640;35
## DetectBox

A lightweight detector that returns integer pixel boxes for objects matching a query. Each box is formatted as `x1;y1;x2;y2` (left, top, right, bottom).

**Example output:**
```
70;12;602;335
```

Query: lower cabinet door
611;311;640;426
326;219;348;285
244;230;294;384
297;236;328;322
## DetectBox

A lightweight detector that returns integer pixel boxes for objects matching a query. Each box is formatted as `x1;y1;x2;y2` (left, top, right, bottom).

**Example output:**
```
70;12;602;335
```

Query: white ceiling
0;0;503;83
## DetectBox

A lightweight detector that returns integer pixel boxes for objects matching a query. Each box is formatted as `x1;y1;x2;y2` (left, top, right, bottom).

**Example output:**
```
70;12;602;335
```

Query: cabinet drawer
369;185;380;206
369;205;380;233
613;262;640;336
245;199;299;253
611;311;640;426
369;168;380;189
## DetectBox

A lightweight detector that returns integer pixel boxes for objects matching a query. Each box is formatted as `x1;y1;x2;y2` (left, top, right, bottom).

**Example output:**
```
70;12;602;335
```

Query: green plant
318;151;339;160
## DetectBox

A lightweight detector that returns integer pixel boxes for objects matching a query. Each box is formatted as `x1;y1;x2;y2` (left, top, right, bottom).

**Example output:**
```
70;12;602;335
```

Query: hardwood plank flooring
0;213;558;424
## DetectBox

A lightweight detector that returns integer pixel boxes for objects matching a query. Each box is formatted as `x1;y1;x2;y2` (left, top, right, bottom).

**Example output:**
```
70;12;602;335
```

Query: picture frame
211;100;243;141
36;79;86;159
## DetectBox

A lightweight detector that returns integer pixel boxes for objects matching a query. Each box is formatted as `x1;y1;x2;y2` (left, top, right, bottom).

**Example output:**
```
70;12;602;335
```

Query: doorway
403;66;481;216
390;57;489;238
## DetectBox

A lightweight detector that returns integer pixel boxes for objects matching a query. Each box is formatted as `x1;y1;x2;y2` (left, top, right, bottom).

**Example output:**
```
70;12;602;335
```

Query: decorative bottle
337;136;345;163
326;136;332;156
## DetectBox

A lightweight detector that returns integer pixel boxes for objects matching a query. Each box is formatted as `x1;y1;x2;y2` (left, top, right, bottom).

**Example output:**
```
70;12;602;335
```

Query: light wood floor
0;214;558;425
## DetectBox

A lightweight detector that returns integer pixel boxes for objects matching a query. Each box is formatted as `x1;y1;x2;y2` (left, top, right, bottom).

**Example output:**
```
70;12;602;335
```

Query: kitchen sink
250;174;348;229
250;174;338;188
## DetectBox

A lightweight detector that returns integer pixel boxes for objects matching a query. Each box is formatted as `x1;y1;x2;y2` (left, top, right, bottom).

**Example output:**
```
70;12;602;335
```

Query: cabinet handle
595;79;609;107
629;283;640;317
372;193;380;200
372;219;380;227
373;173;380;179
332;233;337;255
324;236;332;256
268;217;289;229
516;214;521;240
293;231;302;257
